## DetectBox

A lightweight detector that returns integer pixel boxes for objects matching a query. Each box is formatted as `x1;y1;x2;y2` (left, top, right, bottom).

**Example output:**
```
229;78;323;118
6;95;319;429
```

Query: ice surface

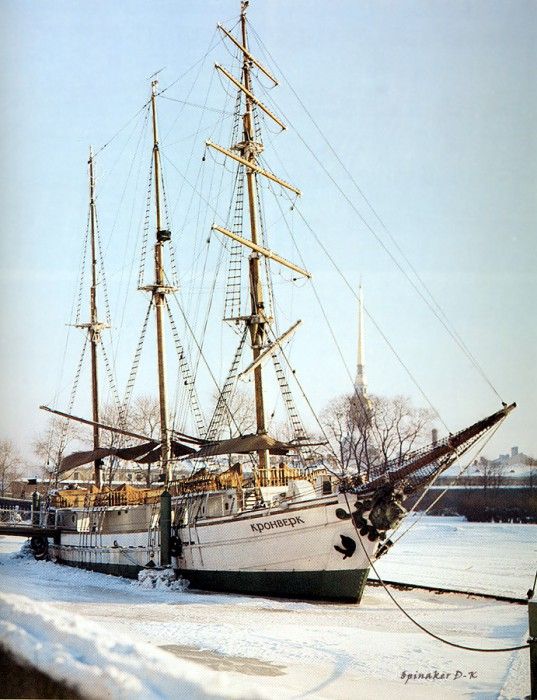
0;516;532;699
373;515;536;598
0;591;268;699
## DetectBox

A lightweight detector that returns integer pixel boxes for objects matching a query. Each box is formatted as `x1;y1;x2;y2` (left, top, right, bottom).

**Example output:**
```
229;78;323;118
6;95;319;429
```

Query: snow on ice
135;568;191;591
0;590;268;700
0;516;533;699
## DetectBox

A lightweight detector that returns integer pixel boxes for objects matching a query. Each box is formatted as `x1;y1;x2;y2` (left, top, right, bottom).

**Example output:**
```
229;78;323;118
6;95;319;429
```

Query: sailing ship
34;2;515;603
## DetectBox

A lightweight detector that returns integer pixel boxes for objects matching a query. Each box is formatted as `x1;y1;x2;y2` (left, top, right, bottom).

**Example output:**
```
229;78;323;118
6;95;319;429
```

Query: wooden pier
0;523;58;539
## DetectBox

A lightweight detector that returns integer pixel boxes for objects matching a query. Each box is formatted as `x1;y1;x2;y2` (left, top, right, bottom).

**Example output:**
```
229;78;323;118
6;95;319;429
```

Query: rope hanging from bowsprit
343;491;529;654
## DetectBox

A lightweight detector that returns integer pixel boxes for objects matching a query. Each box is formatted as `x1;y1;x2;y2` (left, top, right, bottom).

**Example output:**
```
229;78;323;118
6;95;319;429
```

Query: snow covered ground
0;516;533;699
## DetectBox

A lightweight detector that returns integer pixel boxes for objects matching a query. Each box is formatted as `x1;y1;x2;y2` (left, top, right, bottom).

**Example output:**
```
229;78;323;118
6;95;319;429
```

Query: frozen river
0;516;534;699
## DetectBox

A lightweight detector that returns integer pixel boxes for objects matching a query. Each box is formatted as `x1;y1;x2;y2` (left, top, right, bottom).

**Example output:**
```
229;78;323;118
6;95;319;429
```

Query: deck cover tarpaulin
59;439;195;472
190;433;294;459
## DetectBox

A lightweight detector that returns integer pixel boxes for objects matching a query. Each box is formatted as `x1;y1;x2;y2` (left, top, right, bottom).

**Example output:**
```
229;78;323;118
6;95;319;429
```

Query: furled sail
58;439;195;474
189;433;297;459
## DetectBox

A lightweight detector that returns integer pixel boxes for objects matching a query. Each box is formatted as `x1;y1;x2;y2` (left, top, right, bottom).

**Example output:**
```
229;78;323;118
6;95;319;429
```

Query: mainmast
239;1;269;473
149;79;173;484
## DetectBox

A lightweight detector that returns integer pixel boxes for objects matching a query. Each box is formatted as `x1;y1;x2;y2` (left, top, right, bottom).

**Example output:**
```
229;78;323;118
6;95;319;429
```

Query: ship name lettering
250;516;305;533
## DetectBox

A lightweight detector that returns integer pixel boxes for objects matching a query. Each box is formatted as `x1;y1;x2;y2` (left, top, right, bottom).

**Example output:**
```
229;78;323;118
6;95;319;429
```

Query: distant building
9;464;162;499
489;446;534;477
414;446;535;521
439;445;535;485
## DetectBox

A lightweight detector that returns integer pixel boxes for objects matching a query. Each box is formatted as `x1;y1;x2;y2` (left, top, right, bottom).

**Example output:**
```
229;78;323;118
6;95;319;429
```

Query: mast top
88;146;95;204
241;1;249;18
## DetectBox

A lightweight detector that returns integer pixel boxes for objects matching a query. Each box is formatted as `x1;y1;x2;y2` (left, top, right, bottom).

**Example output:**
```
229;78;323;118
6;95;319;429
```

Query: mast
209;4;306;475
73;149;112;488
74;148;109;489
88;149;101;488
149;79;172;484
240;0;269;474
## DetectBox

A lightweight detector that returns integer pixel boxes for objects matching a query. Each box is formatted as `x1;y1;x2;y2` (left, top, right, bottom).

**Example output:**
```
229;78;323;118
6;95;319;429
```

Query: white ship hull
49;490;379;602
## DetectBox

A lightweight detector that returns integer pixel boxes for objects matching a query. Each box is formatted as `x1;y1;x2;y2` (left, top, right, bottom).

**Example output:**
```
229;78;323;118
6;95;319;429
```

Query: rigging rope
166;284;245;438
94;101;151;158
48;335;89;484
138;156;154;289
111;106;152;369
160;95;233;117
94;209;113;327
250;24;505;405
343;491;529;653
99;339;126;424
158;27;224;97
224;165;245;322
169;65;217;222
158;157;181;290
160;129;229;390
206;326;248;440
185;79;233;379
74;212;90;326
286;192;451;433
390;421;503;546
122;299;153;413
265;174;432;457
164;298;207;437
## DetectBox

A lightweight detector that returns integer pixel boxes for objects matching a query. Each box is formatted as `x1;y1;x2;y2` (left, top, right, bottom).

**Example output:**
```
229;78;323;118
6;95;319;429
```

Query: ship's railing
52;487;162;509
0;505;32;525
257;464;318;487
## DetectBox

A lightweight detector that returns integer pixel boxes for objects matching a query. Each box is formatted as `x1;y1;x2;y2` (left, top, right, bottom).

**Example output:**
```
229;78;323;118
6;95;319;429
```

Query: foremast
208;2;309;480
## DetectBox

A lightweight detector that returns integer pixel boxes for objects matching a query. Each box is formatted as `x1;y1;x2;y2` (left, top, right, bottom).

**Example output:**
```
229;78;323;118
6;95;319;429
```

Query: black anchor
334;535;356;559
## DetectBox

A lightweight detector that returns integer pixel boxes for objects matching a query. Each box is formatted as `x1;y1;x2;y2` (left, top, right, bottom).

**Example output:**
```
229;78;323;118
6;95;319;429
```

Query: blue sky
1;0;535;468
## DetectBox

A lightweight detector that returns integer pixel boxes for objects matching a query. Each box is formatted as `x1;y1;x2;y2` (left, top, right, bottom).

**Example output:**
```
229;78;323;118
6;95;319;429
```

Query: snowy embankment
0;586;267;700
0;517;533;699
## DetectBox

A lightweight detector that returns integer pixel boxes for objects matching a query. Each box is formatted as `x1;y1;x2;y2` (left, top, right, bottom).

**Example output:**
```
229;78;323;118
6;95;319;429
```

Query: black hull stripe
54;558;369;603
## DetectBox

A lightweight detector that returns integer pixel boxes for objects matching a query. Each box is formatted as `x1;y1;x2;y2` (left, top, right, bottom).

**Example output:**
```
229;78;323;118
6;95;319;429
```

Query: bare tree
128;395;161;438
0;440;23;496
128;396;161;485
319;395;363;475
210;387;256;439
529;456;537;491
32;397;162;489
229;389;256;436
478;456;507;492
99;395;161;486
321;393;434;479
33;418;81;484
